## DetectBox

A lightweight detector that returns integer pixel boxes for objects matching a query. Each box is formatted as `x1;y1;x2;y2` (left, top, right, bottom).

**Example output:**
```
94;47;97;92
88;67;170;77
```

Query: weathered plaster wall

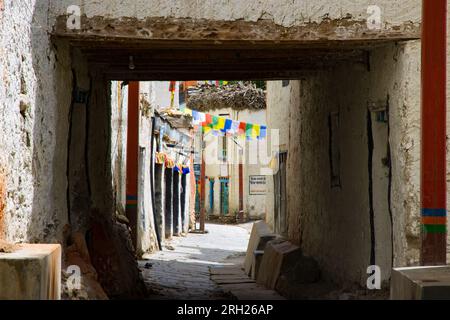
51;0;420;47
151;81;179;111
82;75;147;299
52;0;421;25
111;81;128;217
240;109;268;219
266;40;421;287
136;82;158;254
67;48;91;234
0;0;70;243
265;80;300;231
369;42;421;269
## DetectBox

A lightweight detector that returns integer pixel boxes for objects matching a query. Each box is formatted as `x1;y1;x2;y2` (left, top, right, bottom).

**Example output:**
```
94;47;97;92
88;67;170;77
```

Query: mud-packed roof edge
187;83;266;112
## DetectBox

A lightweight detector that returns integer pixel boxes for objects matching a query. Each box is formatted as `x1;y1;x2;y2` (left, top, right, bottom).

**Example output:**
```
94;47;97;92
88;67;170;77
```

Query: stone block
244;221;275;276
0;244;61;300
251;250;264;280
390;266;450;300
257;239;297;289
257;239;320;291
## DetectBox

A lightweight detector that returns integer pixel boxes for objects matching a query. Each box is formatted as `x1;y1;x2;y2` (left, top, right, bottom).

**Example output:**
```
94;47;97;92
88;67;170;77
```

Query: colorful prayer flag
259;126;267;139
205;114;212;125
182;107;267;139
252;125;260;139
212;115;219;128
229;120;239;134
245;123;253;138
192;110;201;125
223;119;232;133
199;112;206;124
238;122;247;135
215;117;225;130
203;126;212;134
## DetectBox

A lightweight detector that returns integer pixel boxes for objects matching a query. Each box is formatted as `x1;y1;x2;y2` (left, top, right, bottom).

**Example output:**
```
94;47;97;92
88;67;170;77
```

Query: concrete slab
0;244;61;300
391;266;450;300
244;221;275;276
256;239;299;289
210;260;285;300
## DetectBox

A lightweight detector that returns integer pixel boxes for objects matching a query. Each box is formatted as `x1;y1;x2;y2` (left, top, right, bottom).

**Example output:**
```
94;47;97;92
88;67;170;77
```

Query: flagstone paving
139;222;252;300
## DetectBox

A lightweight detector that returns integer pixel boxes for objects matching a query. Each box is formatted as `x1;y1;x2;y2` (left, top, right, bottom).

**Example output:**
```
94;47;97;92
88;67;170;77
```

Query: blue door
209;178;215;214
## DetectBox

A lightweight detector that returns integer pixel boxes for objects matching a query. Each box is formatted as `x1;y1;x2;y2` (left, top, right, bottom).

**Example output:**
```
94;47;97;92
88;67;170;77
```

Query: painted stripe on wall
421;208;447;217
421;217;446;225
422;224;447;234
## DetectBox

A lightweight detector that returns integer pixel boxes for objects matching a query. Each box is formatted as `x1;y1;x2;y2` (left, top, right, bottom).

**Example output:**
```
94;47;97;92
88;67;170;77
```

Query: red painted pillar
126;81;139;247
421;0;447;265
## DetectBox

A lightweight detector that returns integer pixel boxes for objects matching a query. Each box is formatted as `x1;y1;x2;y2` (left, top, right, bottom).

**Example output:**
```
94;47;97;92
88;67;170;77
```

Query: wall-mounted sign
249;175;267;195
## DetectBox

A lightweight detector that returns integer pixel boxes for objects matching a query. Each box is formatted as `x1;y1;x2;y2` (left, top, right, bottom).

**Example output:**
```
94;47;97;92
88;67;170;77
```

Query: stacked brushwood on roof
186;82;266;112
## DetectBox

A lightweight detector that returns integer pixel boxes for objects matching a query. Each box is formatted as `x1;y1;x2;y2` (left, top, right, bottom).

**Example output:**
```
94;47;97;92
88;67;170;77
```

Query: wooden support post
126;81;139;248
199;131;206;232
421;0;447;265
238;162;244;222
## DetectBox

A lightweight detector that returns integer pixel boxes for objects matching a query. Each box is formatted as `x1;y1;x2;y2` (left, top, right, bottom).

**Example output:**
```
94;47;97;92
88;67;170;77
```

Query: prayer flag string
183;107;267;140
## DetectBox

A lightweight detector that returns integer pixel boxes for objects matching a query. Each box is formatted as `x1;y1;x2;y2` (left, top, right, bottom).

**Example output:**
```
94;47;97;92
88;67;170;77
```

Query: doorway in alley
219;178;229;216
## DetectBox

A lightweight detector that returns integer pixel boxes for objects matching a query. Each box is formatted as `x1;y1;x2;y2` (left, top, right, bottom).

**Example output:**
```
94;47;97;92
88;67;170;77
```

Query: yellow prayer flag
215;117;225;130
203;126;212;134
252;125;260;138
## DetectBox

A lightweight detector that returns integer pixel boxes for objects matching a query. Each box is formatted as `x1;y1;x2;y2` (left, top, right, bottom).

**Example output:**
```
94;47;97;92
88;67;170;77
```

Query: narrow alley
1;0;450;305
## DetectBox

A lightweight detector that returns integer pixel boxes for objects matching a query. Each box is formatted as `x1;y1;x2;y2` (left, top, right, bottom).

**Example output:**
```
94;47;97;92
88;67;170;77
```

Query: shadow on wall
27;1;71;244
28;5;147;298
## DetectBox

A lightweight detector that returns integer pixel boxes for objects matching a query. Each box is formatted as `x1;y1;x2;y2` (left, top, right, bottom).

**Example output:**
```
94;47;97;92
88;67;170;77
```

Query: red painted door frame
421;0;447;265
126;81;139;248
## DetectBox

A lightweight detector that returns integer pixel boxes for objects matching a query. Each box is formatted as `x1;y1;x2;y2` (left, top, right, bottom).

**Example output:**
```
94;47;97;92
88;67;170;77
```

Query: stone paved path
139;223;252;300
